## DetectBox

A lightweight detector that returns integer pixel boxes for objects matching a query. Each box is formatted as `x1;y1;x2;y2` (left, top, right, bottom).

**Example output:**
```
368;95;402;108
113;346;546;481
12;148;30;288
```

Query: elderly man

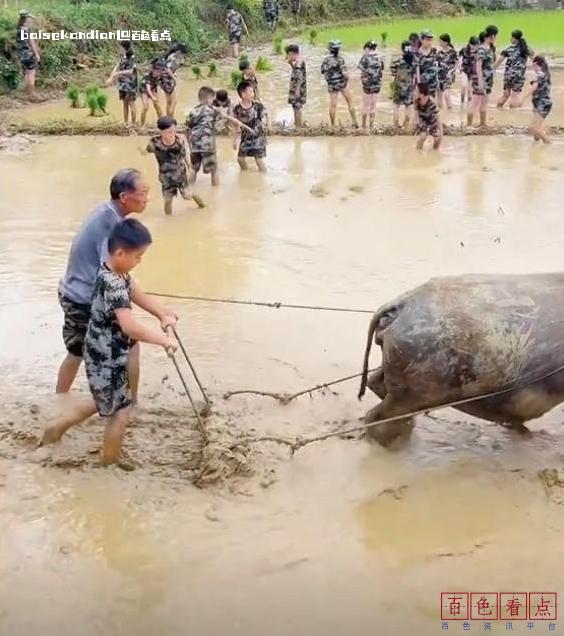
56;168;175;395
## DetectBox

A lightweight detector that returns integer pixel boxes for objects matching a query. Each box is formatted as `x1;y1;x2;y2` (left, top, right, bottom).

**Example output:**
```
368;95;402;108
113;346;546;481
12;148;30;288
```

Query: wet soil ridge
6;121;564;138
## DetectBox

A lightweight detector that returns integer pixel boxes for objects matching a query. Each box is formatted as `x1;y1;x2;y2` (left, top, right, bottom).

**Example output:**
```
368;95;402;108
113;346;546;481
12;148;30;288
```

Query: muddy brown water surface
2;134;564;634
5;45;564;129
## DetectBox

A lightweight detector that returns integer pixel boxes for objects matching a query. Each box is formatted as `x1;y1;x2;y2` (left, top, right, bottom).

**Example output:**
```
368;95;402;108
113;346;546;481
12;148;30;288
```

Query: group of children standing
318;26;552;147
107;40;188;125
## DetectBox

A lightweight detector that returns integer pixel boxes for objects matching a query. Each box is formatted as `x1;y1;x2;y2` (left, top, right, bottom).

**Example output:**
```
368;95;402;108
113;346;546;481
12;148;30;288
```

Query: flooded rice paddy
2;130;564;634
5;44;564;130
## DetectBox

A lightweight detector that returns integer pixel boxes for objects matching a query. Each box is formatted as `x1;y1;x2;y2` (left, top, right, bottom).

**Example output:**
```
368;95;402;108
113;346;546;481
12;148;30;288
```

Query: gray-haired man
56;168;176;395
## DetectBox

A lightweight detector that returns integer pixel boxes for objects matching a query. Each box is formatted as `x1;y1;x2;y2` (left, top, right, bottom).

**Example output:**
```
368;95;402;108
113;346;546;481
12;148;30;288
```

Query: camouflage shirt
321;54;348;92
226;9;244;38
358;51;384;94
233;101;268;154
159;69;177;95
146;134;188;183
415;96;439;124
83;264;132;417
166;52;182;73
139;71;160;95
473;44;494;88
501;43;527;80
415;48;439;92
263;0;279;20
390;57;416;105
437;46;457;81
458;45;475;76
117;55;137;94
16;24;34;57
532;70;551;109
186;104;221;153
288;59;307;105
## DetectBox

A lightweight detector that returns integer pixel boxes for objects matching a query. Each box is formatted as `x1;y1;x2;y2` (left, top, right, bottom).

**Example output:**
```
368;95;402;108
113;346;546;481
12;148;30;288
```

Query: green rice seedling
255;56;273;72
230;70;243;89
208;62;218;78
96;92;108;114
309;28;318;45
67;86;80;108
192;65;203;79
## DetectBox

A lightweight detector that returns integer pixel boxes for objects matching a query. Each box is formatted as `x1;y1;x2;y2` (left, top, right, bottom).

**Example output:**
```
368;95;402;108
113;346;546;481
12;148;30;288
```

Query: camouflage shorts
533;98;552;119
503;73;525;93
417;118;441;137
190;151;217;174
471;74;493;96
84;357;131;417
20;52;38;71
393;88;414;106
160;74;177;95
119;90;137;102
229;30;242;44
59;292;90;357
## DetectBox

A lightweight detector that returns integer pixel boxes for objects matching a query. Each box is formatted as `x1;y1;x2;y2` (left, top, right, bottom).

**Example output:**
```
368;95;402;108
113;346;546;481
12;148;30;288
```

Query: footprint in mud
348;185;365;195
310;183;329;197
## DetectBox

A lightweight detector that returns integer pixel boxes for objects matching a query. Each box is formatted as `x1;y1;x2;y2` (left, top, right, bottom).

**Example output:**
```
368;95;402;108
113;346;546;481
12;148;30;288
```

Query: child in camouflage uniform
358;40;383;130
495;29;532;109
239;58;260;100
468;29;497;127
16;10;40;95
107;41;138;125
139;59;163;125
233;80;268;172
458;36;478;106
286;44;307;128
390;41;416;128
415;82;442;150
226;7;249;58
144;116;205;214
437;34;458;110
263;0;279;32
415;30;439;98
321;40;358;128
520;55;552;144
42;219;178;468
187;86;252;186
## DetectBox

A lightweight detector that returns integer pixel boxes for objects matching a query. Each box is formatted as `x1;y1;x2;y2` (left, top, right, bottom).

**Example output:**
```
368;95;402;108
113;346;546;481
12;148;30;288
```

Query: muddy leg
342;88;358;128
164;197;173;216
328;92;338;127
41;397;97;446
497;88;510;108
365;394;415;447
101;407;131;466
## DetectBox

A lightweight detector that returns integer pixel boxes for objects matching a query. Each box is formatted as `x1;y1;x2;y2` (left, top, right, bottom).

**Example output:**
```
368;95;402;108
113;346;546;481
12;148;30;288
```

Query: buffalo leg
364;394;415;447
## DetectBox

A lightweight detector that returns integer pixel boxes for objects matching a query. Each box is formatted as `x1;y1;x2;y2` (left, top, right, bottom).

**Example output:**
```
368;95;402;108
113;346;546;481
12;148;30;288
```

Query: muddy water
7;44;564;128
2;135;564;634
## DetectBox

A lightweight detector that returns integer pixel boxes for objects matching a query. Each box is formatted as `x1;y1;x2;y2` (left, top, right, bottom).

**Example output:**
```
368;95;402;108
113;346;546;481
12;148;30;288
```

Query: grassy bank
0;0;463;92
316;10;564;52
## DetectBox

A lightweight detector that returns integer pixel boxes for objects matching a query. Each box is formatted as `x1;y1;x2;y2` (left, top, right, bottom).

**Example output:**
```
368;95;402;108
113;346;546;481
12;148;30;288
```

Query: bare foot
192;194;206;208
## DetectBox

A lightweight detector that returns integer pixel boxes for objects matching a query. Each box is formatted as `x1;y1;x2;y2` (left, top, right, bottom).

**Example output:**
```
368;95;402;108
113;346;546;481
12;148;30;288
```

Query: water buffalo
358;273;564;446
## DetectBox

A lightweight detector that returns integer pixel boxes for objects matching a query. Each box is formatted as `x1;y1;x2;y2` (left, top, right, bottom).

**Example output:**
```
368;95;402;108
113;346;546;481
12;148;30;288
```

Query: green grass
314;11;564;53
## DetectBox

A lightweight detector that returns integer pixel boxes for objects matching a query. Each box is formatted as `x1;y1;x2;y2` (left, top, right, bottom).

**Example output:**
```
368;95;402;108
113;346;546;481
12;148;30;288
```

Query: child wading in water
468;26;498;127
187;86;253;186
519;55;552;144
42;219;178;467
233;80;268;172
390;41;416;128
415;82;442;150
321;40;358;128
107;40;138;125
495;29;533;109
286;44;307;128
143;116;205;214
437;33;458;110
226;6;249;58
239;58;260;100
358;40;383;130
139;59;163;125
458;36;478;107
